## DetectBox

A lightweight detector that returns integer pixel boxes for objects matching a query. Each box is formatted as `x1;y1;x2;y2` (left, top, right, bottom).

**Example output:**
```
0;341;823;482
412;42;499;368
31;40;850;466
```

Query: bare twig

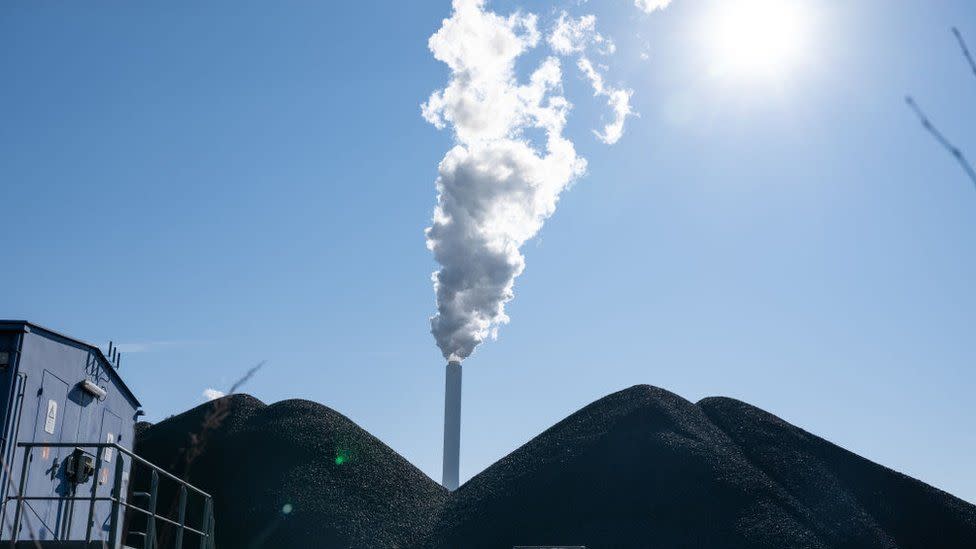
183;361;265;469
905;96;976;189
227;361;266;395
953;27;976;81
905;27;976;190
151;361;266;548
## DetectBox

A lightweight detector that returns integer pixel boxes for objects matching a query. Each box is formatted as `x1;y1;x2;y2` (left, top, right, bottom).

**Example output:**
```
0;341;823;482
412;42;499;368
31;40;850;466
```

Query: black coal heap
134;386;976;548
132;395;447;548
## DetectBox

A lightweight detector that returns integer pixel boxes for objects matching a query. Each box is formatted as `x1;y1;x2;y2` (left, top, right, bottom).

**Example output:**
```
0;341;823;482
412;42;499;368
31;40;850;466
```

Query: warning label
44;400;57;434
104;433;115;462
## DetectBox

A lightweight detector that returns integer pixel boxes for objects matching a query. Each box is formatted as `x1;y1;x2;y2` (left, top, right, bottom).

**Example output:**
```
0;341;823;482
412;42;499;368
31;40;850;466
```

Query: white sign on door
44;400;57;434
103;433;115;462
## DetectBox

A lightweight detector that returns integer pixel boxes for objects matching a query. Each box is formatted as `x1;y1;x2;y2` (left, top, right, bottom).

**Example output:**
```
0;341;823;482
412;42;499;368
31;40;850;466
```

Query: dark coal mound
699;396;976;549
423;385;976;548
423;385;824;548
133;386;976;549
132;394;447;548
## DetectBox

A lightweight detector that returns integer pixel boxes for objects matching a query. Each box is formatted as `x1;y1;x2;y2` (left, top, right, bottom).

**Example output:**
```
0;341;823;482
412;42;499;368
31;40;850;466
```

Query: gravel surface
133;385;976;548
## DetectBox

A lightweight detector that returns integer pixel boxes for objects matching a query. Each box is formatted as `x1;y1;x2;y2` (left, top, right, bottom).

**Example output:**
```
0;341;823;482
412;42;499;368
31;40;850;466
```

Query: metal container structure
0;321;141;544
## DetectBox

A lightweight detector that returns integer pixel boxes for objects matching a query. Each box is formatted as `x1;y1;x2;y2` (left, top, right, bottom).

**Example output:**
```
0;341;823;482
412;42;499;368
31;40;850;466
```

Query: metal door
23;370;70;541
91;408;122;541
61;404;123;541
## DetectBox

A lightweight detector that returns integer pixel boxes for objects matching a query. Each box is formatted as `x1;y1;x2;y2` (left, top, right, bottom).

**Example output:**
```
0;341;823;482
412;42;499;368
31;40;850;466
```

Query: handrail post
11;445;31;542
175;484;187;549
210;504;216;549
211;503;217;549
85;452;104;543
108;453;124;549
146;469;158;549
198;497;212;549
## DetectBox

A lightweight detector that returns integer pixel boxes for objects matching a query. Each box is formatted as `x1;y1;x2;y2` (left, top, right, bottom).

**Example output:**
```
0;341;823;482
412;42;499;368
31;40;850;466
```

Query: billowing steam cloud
424;0;628;362
550;12;634;145
548;12;616;56
577;57;634;144
634;0;673;14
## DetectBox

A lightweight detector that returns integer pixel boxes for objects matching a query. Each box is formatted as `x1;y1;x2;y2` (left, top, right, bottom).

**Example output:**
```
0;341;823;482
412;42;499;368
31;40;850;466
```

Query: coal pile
134;386;976;548
699;396;976;549
424;385;823;548
132;394;447;548
424;385;976;548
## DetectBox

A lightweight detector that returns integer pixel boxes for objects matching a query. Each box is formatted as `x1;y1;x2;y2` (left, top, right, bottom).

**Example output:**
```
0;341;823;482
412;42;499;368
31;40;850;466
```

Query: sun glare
703;0;812;81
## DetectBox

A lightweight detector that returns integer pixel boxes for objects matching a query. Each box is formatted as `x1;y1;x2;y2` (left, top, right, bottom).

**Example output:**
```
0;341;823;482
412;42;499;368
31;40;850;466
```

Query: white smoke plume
578;57;634;144
423;0;633;362
634;0;673;14
549;12;635;145
548;12;615;56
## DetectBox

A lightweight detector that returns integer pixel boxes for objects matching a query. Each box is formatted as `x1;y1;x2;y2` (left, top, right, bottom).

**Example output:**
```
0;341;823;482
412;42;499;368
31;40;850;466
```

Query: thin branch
154;361;266;547
952;27;976;81
905;95;976;189
228;360;266;395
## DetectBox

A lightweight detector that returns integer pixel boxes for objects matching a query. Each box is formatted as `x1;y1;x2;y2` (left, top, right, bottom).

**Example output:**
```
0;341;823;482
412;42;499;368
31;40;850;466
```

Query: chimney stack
442;360;462;490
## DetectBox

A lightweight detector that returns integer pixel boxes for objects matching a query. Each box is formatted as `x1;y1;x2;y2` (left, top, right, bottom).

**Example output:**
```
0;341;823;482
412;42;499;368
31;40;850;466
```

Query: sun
702;0;812;81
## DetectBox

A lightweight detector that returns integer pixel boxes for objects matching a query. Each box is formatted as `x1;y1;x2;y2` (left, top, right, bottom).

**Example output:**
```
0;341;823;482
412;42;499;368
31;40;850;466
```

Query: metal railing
7;441;215;549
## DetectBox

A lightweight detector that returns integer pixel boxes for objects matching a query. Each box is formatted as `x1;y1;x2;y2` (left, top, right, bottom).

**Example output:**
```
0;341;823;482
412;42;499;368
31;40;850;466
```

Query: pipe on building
442;360;462;491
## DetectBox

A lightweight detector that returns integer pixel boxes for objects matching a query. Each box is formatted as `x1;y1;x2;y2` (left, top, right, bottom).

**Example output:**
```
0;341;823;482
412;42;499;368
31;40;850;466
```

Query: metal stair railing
7;442;215;549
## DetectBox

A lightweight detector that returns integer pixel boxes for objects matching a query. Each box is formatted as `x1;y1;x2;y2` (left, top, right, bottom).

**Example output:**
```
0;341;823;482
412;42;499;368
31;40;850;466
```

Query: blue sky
2;0;975;503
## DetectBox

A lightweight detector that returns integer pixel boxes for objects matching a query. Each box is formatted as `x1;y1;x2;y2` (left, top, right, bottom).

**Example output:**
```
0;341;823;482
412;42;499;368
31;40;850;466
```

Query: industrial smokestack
442;360;462;490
